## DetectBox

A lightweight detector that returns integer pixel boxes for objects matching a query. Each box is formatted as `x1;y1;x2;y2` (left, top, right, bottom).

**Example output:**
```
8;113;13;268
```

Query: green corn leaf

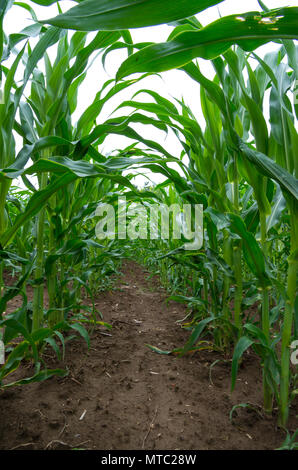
6;24;42;57
0;319;38;361
64;31;121;86
31;327;54;343
2;136;74;176
45;337;61;360
231;336;254;391
30;0;59;5
238;139;298;202
101;40;149;70
229;403;263;422
266;187;286;232
133;89;179;114
117;8;298;80
41;0;224;31
70;322;90;348
26;157;102;178
0;0;12;17
67;73;87;115
76;74;152;137
23;26;62;87
179;317;214;356
224;48;269;155
0;173;77;247
146;344;172;355
0;250;28;264
14;2;38;21
0;256;34;317
3;304;29;344
3;368;68;387
54;330;66;360
5;26;62;131
0;341;29;381
19;102;38;143
244;323;270;348
227;212;270;287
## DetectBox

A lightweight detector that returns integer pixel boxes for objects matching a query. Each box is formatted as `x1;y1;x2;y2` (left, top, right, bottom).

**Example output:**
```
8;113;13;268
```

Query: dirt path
0;261;296;450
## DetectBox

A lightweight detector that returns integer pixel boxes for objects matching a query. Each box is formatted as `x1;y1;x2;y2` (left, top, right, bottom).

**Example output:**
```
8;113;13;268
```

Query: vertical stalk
32;172;47;331
222;231;232;321
279;207;298;426
222;239;232;348
212;265;218;315
233;243;243;333
0;180;10;235
233;153;243;337
47;213;58;328
203;277;208;308
259;209;273;413
60;260;65;312
0;261;3;298
0;179;11;304
260;211;270;337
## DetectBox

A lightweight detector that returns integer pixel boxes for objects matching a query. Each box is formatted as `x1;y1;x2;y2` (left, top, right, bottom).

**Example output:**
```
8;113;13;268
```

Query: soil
0;261;296;450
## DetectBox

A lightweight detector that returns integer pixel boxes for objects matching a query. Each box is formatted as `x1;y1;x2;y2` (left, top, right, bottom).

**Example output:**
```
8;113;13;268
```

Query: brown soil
0;261;296;450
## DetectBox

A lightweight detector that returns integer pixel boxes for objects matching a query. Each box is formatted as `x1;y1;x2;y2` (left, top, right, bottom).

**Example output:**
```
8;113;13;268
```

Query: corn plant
0;0;193;384
97;7;297;425
0;0;297;429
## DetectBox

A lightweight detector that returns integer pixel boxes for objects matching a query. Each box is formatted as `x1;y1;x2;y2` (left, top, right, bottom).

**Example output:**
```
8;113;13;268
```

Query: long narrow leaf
41;0;224;31
117;8;298;79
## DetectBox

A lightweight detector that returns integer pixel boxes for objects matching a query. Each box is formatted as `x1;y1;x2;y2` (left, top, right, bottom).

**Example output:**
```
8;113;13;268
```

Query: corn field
0;0;297;451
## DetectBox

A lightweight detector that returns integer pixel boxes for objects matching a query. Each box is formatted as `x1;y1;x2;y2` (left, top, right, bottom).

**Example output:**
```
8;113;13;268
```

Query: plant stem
47;216;57;327
0;180;11;315
233;153;242;337
0;261;3;298
32;172;47;332
223;232;232;321
279;207;298;426
233;243;242;334
260;209;273;413
0;179;11;235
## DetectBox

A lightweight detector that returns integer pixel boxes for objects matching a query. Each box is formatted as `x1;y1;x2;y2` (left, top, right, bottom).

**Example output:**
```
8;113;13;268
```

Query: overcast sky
4;0;296;187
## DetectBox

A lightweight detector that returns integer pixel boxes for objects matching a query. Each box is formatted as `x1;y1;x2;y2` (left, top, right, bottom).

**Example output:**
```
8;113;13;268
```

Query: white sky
3;0;296;188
